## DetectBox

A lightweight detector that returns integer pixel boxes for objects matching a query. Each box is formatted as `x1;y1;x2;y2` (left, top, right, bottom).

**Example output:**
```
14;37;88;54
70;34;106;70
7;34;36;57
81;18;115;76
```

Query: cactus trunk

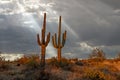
58;48;61;62
40;45;46;67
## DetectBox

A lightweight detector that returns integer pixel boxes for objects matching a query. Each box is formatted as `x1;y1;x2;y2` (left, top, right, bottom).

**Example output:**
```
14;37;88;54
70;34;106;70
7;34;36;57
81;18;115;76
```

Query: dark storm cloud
0;27;38;52
100;0;120;9
51;0;120;46
0;15;39;53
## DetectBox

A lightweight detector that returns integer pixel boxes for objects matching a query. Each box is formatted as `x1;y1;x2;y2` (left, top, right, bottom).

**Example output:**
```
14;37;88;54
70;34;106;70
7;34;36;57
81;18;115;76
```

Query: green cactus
37;13;50;67
52;16;67;62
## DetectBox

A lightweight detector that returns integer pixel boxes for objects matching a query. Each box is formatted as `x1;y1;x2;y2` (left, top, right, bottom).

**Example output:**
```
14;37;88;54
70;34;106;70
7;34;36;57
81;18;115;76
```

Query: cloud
114;9;120;13
114;9;120;16
52;0;120;47
0;0;55;15
0;18;4;22
80;42;93;52
0;53;24;61
0;0;12;4
63;41;120;58
100;0;120;9
95;17;111;26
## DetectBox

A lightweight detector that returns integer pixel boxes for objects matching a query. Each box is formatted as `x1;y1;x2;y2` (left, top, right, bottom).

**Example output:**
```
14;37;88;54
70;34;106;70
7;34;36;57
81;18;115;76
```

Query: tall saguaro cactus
52;16;67;62
37;13;50;67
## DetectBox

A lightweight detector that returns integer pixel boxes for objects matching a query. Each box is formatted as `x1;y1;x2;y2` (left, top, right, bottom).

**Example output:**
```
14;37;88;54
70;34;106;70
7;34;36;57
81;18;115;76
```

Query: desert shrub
75;60;84;66
0;54;5;61
83;69;116;80
116;73;120;80
17;54;39;65
0;53;10;70
49;75;63;80
0;56;2;61
69;58;78;63
98;66;110;74
49;57;68;66
115;53;120;61
0;75;11;80
117;53;120;58
26;59;39;69
25;55;40;69
48;57;70;69
83;70;106;80
60;58;69;67
12;76;24;80
0;62;10;70
89;48;106;61
24;70;49;80
17;56;28;64
48;57;58;65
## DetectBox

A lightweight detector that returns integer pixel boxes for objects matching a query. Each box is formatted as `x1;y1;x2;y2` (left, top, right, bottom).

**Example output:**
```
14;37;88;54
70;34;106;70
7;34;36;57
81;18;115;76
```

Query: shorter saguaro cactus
37;13;50;67
52;16;67;62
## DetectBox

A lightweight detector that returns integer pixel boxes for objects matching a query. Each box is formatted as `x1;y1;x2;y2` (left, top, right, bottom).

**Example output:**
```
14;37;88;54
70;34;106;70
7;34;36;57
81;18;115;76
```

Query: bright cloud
80;42;93;52
0;53;24;61
114;9;120;14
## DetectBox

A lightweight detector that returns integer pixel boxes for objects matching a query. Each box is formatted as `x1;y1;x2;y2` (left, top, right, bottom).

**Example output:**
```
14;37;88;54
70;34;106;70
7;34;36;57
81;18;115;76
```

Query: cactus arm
52;36;56;47
52;36;55;47
61;34;65;47
64;30;67;40
54;33;58;47
52;36;57;48
52;34;58;48
45;32;50;46
37;34;41;46
61;30;67;48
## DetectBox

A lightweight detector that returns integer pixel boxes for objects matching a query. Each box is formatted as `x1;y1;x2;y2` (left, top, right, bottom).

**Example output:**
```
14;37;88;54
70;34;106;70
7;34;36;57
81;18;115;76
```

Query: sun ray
0;0;79;59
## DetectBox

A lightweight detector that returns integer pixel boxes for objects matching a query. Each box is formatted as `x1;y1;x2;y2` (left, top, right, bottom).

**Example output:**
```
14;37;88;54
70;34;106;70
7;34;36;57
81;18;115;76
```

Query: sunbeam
21;12;41;32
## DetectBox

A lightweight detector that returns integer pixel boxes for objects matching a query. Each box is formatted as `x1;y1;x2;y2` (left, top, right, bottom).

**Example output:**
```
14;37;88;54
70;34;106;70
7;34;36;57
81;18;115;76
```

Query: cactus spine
37;13;50;67
52;16;67;62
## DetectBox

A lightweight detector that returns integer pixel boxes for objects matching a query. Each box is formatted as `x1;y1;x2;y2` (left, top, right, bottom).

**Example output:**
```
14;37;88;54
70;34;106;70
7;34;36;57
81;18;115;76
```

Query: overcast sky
0;0;120;58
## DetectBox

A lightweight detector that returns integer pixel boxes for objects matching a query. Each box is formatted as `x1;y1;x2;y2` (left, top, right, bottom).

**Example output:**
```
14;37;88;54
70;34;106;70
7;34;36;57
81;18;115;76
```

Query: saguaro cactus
52;16;67;62
37;13;50;67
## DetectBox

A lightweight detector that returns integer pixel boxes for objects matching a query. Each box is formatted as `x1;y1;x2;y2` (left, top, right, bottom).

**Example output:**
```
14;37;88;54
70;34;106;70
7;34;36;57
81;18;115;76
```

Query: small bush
75;61;84;66
48;57;58;66
0;62;10;70
25;59;39;69
89;48;106;62
60;58;69;67
0;54;5;61
115;53;120;61
48;57;70;69
83;70;106;80
24;55;40;69
116;73;120;80
17;56;29;64
17;54;39;65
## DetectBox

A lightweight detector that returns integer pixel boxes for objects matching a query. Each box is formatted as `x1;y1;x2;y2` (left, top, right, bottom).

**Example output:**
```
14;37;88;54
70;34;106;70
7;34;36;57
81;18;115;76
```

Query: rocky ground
0;56;120;80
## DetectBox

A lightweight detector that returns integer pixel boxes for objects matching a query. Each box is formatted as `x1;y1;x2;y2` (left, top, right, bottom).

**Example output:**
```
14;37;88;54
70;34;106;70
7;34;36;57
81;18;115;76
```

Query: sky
0;0;120;59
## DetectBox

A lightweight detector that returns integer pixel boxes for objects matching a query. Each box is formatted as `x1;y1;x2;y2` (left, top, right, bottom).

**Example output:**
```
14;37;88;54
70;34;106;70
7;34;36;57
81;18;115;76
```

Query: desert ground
0;54;120;80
